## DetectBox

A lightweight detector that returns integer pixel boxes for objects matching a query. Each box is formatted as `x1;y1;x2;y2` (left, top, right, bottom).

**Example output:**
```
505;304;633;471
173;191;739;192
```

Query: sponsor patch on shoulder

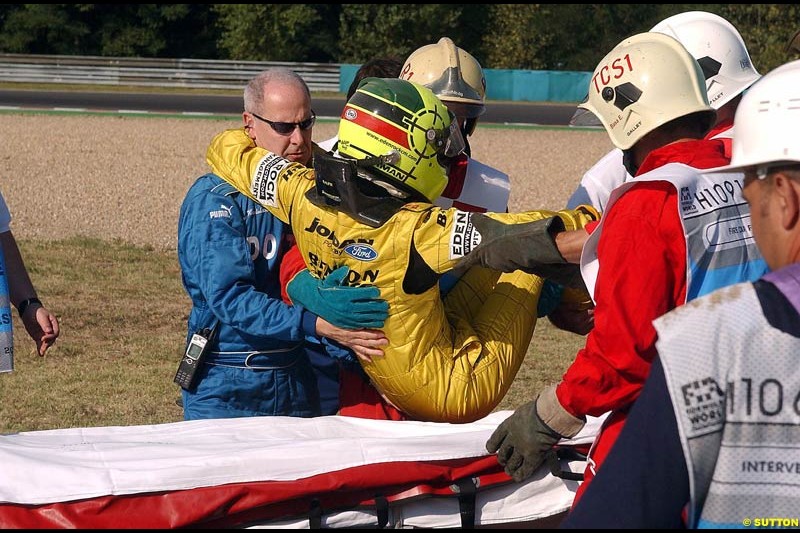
449;210;481;259
209;204;233;220
252;153;289;207
344;243;378;261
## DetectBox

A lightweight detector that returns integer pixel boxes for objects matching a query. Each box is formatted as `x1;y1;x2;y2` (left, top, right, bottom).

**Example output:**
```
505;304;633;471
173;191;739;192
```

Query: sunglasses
250;110;316;135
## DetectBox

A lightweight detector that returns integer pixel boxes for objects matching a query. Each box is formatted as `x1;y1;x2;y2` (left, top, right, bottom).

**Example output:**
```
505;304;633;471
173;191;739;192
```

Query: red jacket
558;138;730;498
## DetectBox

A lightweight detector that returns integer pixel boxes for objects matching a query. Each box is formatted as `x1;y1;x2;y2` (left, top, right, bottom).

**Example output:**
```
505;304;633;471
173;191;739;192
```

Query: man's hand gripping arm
288;265;389;362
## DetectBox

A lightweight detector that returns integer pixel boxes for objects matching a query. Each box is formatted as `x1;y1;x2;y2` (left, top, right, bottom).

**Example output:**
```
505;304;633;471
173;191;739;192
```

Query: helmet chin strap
463;117;478;138
622;149;639;177
461;134;472;158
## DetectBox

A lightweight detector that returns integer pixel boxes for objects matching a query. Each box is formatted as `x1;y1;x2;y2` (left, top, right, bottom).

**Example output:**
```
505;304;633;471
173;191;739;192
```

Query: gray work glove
486;384;585;482
454;213;585;289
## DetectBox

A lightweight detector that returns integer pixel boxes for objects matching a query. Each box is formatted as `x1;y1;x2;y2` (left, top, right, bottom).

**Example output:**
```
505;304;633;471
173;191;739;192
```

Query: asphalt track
0;88;580;126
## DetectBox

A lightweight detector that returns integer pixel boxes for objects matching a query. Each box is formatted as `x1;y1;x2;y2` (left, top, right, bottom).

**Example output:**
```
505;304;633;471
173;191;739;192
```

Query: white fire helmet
572;32;715;150
713;59;800;172
400;37;486;120
651;11;760;110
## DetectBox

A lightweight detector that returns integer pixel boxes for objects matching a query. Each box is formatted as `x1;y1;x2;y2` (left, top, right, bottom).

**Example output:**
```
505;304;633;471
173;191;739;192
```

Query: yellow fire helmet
572;32;715;150
337;77;465;203
400;37;486;120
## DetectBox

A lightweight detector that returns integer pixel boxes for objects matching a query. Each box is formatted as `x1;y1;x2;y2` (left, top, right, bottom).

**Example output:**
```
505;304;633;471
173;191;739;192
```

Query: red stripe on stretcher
0;456;508;529
344;106;409;149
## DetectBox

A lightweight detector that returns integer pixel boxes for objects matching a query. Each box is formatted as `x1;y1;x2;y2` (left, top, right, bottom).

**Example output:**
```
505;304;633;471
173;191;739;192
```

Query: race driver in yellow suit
206;77;598;423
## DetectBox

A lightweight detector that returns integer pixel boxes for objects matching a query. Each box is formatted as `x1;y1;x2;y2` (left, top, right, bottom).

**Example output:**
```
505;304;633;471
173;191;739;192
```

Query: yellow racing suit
207;128;598;423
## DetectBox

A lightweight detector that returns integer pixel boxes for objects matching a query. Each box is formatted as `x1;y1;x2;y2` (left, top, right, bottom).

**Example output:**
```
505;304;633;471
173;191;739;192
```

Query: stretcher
0;411;604;528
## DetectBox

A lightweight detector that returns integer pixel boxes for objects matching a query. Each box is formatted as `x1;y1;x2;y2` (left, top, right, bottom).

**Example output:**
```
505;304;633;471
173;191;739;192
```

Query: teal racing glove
537;280;565;318
287;266;388;329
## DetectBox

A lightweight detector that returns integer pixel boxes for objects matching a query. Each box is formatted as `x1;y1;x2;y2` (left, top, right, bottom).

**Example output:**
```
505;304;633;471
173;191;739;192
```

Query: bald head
242;68;314;166
244;68;310;114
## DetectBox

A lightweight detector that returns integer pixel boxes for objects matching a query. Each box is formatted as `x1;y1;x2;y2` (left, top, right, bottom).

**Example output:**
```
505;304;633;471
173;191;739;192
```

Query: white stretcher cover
0;411;603;528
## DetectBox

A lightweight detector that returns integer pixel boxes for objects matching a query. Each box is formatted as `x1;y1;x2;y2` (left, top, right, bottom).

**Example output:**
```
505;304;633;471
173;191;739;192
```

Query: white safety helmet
651;11;760;110
400;37;486;120
572;32;715;150
714;60;800;172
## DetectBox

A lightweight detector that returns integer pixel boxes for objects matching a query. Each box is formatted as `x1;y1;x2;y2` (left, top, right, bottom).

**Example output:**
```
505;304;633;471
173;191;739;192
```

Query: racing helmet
400;37;486;121
651;11;760;110
572;32;715;150
719;59;800;171
337;77;465;203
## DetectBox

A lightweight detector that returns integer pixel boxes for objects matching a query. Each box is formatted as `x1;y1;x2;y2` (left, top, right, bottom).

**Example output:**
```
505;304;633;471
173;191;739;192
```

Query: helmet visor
569;94;602;127
429;111;466;161
442;100;486;119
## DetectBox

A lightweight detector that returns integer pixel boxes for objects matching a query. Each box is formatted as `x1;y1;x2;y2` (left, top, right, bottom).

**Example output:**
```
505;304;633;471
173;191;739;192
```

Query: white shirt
566;148;630;212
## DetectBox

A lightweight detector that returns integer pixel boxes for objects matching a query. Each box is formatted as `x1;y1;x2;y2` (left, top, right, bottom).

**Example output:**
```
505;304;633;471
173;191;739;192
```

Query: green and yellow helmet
337;77;465;203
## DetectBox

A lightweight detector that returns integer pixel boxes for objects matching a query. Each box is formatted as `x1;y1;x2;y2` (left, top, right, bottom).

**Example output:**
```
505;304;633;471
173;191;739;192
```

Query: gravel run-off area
0;113;614;250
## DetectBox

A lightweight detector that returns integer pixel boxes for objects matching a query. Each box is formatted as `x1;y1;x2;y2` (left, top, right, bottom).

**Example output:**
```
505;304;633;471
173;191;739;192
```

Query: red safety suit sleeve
279;244;306;305
556;182;687;417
